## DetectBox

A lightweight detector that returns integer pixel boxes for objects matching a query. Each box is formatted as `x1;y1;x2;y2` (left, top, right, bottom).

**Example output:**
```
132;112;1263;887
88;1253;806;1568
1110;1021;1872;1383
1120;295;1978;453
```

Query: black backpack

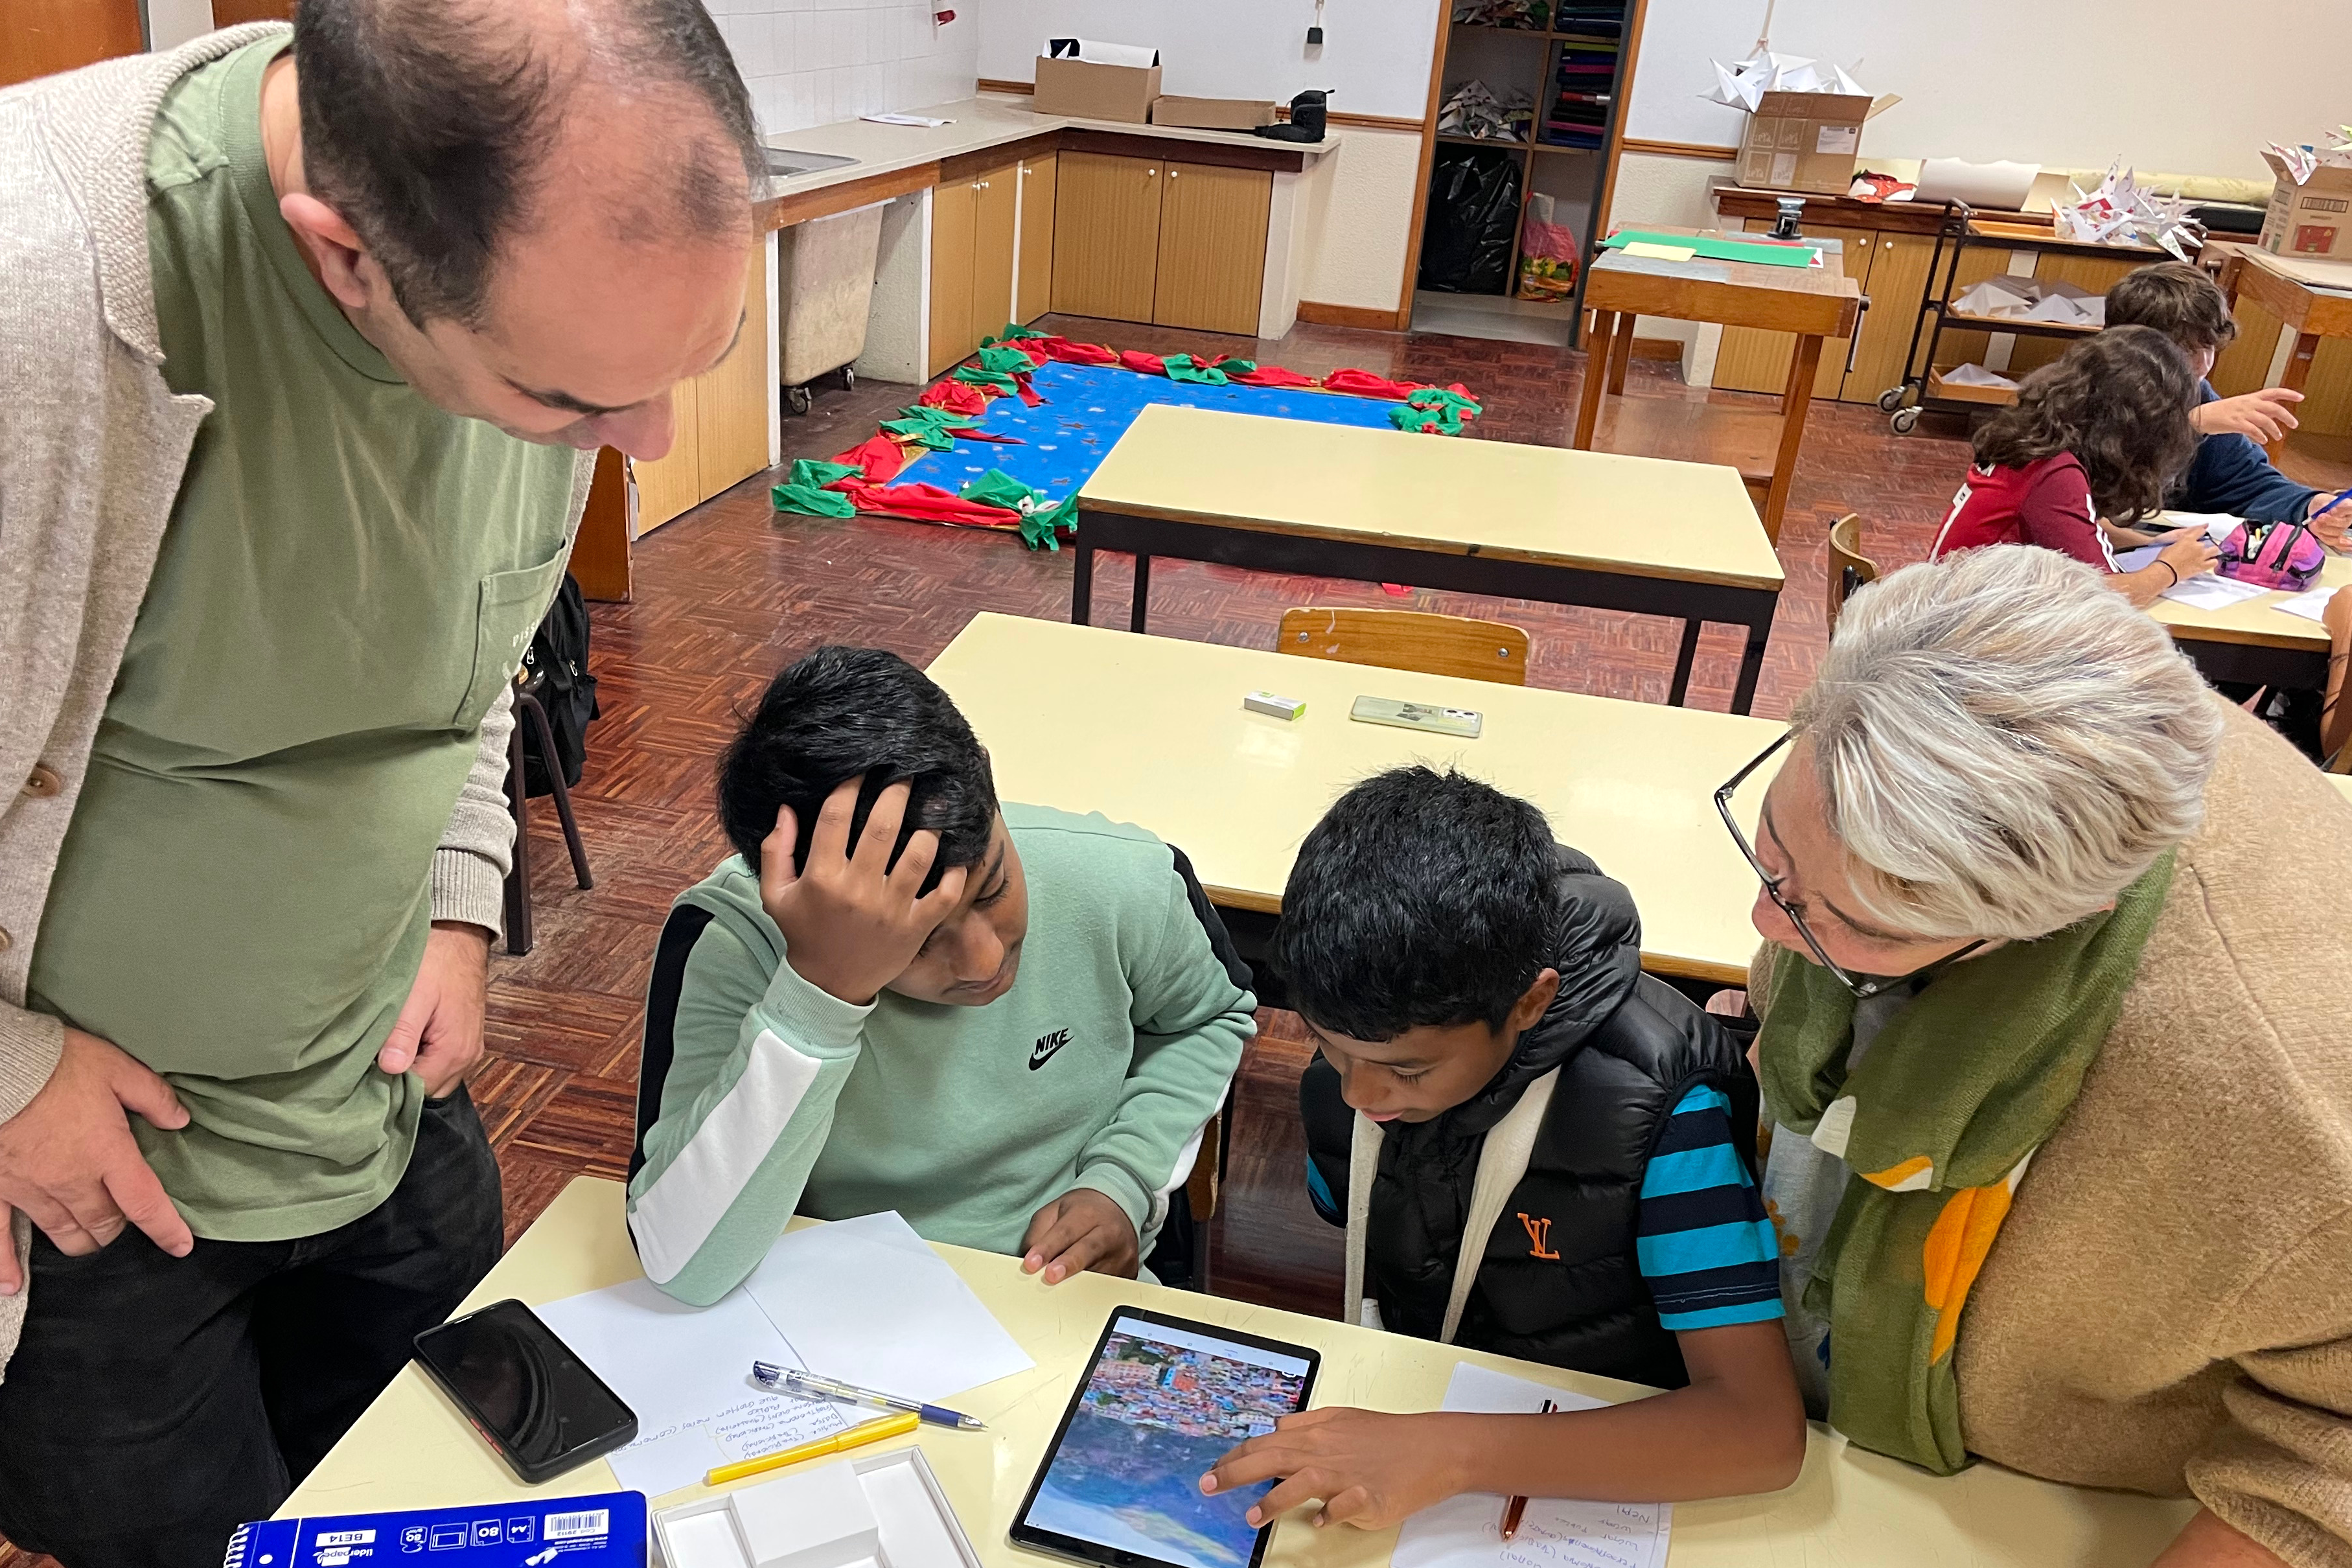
520;572;599;797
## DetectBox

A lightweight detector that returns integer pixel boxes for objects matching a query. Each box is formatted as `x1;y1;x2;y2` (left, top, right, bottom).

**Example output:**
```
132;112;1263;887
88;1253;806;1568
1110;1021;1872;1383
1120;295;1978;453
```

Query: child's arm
1199;1322;1804;1528
625;914;870;1306
1032;850;1256;1281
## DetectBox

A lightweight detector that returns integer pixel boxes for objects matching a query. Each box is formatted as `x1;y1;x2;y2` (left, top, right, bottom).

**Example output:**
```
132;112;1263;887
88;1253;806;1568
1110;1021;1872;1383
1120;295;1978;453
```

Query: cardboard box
2259;151;2352;261
1033;52;1162;124
1735;89;1899;196
228;1492;647;1567
1151;95;1279;131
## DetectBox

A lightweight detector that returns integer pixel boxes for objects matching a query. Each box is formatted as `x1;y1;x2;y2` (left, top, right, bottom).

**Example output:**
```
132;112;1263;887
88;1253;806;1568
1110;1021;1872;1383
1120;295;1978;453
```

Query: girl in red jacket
1931;326;2217;606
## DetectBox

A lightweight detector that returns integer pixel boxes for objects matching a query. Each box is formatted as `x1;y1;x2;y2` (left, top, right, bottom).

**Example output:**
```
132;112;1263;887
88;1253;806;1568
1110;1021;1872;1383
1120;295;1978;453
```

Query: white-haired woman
1721;546;2352;1568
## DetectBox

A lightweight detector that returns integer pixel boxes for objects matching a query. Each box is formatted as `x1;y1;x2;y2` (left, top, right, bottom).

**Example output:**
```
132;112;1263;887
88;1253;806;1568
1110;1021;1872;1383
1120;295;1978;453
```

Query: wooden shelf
1941;309;2101;338
1435;132;1532;150
1532;141;1602;155
1926;368;2019;407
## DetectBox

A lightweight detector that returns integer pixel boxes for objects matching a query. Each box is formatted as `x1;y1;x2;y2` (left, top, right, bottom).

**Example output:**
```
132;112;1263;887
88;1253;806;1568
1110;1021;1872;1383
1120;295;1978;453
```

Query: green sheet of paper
1601;229;1820;268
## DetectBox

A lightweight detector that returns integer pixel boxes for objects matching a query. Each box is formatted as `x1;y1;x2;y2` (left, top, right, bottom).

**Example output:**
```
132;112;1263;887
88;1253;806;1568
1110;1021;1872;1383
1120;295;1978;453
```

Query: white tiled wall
706;1;980;138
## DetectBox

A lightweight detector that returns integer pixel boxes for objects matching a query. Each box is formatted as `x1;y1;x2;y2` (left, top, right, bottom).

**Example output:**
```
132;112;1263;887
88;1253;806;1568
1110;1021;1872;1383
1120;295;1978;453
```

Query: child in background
2103;261;2348;547
1931;326;2216;606
1198;768;1801;1530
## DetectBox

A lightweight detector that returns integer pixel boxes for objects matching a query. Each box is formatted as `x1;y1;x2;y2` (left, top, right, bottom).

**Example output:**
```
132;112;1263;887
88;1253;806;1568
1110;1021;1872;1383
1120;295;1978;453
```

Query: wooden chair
1825;513;1880;637
1275;607;1530;686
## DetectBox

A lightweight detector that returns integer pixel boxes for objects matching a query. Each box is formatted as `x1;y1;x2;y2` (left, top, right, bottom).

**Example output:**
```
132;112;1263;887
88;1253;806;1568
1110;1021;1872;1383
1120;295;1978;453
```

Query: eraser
1243;691;1306;721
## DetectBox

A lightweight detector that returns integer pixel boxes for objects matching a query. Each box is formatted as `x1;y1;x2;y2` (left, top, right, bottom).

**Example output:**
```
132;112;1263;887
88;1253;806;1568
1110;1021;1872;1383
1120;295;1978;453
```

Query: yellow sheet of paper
1623;240;1698;262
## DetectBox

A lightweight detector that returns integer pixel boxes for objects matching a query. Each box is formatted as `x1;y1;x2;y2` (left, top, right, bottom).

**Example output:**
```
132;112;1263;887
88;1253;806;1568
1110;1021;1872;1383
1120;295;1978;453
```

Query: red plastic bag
1516;192;1578;302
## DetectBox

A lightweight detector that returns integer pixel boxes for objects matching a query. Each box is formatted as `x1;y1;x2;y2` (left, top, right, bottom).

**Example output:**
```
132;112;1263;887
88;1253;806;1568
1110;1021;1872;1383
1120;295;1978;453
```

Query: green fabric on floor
880;404;973;450
1161;353;1228;385
951;365;1019;394
1390;386;1483;435
960;468;1077;552
771;482;857;518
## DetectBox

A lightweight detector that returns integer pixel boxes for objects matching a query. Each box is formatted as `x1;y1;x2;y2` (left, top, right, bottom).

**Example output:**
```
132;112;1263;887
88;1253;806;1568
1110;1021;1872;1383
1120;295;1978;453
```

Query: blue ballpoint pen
751;1361;986;1431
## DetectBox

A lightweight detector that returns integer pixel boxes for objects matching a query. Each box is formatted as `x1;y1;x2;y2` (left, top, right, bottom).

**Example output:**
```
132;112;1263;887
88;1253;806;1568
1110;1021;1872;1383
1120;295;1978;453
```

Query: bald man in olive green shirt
0;8;761;1562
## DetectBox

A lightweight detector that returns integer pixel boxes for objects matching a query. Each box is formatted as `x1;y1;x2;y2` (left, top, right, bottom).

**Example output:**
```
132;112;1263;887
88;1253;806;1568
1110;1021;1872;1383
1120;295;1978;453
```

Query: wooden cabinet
1050;151;1270;336
1713;224;1874;398
2;0;141;89
1016;154;1059;325
1153;163;1274;335
628;240;772;535
928;159;1019;376
1052;152;1166;323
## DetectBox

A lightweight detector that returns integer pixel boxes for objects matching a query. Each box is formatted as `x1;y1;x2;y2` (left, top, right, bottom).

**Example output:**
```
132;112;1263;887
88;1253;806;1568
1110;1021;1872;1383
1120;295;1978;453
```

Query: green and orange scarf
1756;852;2174;1474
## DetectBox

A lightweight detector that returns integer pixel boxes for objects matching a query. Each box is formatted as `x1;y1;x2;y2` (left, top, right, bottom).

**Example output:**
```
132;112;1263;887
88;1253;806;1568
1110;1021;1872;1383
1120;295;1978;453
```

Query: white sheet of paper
1391;1364;1669;1568
536;1278;852;1498
2114;543;2161;572
864;113;953;127
2160;573;2272;610
2274;585;2339;622
2158;512;2244;544
744;1212;1035;1405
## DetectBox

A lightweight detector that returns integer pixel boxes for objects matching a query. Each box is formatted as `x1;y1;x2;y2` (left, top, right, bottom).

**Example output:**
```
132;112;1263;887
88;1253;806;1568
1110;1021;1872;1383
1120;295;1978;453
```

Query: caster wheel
1876;385;1908;413
840;365;857;393
1890;405;1921;435
787;384;813;416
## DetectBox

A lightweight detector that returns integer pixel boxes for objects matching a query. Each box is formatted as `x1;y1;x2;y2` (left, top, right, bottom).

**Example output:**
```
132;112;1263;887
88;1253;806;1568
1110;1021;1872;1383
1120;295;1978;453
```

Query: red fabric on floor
1032;336;1120;367
1013;373;1044;408
1322;367;1425;399
827;433;909;486
1118;350;1168;376
917;380;991;416
849;482;1024;529
1227;364;1319;389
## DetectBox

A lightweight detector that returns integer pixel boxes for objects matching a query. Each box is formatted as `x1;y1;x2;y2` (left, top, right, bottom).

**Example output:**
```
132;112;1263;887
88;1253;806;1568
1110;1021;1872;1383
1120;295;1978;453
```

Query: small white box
1243;691;1306;721
655;1450;983;1568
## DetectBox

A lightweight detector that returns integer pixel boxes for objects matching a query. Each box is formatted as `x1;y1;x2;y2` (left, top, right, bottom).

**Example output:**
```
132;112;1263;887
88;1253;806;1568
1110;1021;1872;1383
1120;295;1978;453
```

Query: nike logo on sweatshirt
1029;1028;1072;1070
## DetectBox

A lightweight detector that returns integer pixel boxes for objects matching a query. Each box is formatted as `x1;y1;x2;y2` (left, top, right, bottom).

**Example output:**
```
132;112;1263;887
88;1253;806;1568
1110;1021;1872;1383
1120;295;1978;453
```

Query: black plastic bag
1418;148;1521;294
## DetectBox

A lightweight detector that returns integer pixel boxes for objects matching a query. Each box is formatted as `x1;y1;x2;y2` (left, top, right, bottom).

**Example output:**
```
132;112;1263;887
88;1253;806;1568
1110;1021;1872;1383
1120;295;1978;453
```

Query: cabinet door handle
1169;170;1179;179
1147;167;1157;176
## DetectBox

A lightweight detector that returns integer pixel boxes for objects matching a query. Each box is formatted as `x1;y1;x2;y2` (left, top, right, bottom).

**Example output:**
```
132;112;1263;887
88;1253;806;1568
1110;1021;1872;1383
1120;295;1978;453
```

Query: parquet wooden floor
0;316;1981;1568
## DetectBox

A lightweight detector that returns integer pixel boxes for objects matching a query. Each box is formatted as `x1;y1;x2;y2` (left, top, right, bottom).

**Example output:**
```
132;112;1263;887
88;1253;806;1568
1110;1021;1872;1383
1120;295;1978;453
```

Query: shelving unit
1407;1;1649;347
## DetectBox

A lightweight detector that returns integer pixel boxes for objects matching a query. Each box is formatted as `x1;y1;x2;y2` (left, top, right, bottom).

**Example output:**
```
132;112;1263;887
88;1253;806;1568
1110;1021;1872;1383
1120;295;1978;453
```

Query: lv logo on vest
1517;1212;1560;1260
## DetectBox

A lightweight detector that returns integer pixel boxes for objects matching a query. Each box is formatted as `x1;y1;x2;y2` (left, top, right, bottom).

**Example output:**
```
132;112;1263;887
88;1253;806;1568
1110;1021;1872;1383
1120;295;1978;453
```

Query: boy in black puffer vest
1198;768;1802;1530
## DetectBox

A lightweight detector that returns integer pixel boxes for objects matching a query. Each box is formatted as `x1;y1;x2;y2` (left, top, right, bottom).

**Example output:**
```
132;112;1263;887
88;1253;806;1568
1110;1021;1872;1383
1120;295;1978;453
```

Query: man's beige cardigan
0;29;593;1376
1754;704;2352;1567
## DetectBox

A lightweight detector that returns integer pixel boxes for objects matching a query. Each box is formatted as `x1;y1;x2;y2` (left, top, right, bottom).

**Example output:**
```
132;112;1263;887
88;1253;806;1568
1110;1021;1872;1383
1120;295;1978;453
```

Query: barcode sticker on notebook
544;1509;610;1541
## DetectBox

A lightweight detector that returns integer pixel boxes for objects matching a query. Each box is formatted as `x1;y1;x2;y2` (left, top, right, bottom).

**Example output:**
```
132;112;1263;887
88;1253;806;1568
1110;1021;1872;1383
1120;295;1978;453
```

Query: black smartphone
1011;1307;1320;1568
411;1298;638;1485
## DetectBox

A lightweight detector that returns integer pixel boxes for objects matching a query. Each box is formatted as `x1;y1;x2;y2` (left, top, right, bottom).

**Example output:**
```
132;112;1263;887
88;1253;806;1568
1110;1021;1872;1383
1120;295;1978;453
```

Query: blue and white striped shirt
1634;1084;1785;1332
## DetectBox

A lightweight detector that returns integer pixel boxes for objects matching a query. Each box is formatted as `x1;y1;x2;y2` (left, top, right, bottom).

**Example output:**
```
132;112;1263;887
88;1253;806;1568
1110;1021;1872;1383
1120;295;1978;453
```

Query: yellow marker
704;1411;921;1487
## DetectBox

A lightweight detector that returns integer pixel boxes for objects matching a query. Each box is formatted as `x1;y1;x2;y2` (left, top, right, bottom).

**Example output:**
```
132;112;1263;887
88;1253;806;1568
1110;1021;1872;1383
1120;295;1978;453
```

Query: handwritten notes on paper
535;1212;1034;1499
1390;1364;1670;1568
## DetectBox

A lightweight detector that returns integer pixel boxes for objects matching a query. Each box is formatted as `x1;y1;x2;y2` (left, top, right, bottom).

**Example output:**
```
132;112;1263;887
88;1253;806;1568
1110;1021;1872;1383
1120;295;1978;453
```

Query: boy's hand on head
1019;1188;1138;1284
2193;387;2302;443
1201;1407;1463;1530
759;778;969;1006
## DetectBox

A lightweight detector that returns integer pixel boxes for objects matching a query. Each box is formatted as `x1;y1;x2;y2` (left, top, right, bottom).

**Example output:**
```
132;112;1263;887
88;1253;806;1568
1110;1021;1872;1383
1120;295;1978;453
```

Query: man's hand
378;921;492;1098
759;778;969;1006
2194;387;2303;444
2309;488;2350;552
0;1028;193;1292
1020;1188;1139;1284
1201;1407;1465;1530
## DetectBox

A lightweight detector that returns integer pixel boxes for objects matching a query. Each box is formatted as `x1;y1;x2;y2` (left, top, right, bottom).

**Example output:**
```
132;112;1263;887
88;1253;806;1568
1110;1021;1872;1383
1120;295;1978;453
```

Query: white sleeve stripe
630;1028;824;1284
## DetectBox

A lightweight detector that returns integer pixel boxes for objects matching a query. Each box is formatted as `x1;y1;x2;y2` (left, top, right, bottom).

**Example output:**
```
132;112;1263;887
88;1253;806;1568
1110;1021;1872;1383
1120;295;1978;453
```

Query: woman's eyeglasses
1714;732;1981;999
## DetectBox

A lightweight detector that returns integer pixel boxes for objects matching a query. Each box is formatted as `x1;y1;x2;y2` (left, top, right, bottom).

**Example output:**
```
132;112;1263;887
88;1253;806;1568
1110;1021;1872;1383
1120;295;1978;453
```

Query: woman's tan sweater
1755;701;2352;1567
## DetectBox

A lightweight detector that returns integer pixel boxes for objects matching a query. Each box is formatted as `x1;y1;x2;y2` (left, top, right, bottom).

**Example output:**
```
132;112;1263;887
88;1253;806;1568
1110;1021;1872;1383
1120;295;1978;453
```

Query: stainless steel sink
763;148;859;178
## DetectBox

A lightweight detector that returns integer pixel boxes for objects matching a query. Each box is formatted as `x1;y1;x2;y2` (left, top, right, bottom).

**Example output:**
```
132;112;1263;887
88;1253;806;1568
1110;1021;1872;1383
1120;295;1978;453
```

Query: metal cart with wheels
1879;200;2176;433
778;201;886;417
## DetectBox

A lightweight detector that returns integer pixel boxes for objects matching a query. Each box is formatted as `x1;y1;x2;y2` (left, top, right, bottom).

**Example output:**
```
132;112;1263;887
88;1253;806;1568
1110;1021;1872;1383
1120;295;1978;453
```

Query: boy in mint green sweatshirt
628;646;1257;1307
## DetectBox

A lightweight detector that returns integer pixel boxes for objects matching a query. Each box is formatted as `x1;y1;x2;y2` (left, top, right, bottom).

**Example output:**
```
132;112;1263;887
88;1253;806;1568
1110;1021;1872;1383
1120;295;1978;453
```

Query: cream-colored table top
284;1177;2193;1566
2331;774;2352;805
926;614;1779;983
2147;529;2352;651
1077;407;1783;592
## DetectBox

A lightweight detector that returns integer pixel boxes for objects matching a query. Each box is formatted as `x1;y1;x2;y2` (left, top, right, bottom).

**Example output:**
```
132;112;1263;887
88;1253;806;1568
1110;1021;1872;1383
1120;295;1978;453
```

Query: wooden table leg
1762;334;1825;545
1606;311;1637;397
1573;310;1615;451
1665;621;1703;708
1130;554;1153;634
2272;331;2322;464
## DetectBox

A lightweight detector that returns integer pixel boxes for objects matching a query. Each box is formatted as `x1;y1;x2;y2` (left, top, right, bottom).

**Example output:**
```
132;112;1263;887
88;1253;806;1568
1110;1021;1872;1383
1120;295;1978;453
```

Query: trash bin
778;200;887;414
